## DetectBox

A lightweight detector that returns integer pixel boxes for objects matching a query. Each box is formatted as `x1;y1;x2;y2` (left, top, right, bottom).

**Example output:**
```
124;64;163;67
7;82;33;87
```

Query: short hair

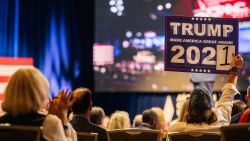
142;109;158;129
232;100;247;116
71;87;92;114
107;111;130;130
187;88;217;124
2;68;50;116
90;106;105;125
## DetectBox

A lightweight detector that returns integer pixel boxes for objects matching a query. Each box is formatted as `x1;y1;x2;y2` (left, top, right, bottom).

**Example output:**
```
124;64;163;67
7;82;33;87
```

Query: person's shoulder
90;122;107;132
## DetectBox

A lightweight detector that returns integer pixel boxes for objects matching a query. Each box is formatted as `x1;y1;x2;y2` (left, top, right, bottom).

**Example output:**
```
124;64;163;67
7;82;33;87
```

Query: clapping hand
48;89;72;124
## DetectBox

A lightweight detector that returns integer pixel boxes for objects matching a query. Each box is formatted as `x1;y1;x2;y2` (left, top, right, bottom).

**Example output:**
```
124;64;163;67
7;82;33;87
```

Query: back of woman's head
187;88;217;124
90;106;105;125
107;111;130;130
151;107;166;130
2;68;50;116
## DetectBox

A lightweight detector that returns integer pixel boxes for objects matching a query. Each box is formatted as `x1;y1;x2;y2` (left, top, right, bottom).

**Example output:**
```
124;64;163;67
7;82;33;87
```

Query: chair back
220;124;250;141
108;128;161;141
0;124;42;141
168;131;221;141
77;132;98;141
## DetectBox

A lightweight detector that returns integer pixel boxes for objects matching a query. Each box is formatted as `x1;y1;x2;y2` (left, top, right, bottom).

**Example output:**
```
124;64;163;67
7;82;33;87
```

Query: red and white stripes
0;57;33;100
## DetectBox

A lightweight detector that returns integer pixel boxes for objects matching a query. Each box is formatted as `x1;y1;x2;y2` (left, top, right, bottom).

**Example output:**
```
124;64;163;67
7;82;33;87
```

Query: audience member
90;106;105;127
0;68;76;141
238;108;250;123
151;107;168;140
231;86;250;123
101;116;110;129
70;88;108;141
231;100;247;117
238;86;250;123
151;107;165;130
177;98;189;122
137;109;158;129
169;54;243;132
107;111;130;130
169;98;189;128
132;114;142;128
245;86;250;105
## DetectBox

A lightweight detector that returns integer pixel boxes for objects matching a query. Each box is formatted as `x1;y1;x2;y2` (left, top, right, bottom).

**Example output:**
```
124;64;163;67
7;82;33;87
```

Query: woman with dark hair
170;54;243;132
187;87;217;125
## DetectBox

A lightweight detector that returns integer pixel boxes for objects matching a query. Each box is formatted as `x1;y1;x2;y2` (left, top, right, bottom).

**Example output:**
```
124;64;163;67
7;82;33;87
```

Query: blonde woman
177;98;189;122
151;107;168;140
107;111;130;130
0;68;76;141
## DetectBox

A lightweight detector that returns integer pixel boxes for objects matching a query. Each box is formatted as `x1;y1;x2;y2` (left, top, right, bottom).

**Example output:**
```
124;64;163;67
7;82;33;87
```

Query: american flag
0;57;33;100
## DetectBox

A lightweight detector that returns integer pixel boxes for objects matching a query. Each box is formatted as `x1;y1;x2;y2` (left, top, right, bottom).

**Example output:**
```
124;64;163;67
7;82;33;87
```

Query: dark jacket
0;112;46;141
136;123;152;129
231;106;248;124
70;115;108;141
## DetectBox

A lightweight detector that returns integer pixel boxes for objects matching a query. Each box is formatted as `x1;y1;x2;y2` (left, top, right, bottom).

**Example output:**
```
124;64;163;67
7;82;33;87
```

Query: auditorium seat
107;128;161;141
0;124;42;141
77;132;98;141
168;131;221;141
221;124;250;141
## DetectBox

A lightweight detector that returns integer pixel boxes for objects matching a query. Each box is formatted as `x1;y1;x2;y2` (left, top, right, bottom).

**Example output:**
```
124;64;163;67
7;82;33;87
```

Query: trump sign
165;16;238;74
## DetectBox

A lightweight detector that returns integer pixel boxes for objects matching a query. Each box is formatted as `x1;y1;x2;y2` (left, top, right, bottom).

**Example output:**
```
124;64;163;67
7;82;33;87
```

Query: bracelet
229;67;240;76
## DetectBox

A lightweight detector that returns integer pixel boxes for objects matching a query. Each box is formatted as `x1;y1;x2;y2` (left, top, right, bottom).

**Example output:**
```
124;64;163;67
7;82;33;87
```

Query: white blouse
43;114;77;141
169;83;240;132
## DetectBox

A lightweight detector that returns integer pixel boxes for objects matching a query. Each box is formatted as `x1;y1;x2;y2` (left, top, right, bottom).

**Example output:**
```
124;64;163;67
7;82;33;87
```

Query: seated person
107;111;131;130
231;86;250;123
231;99;247;124
90;106;105;127
170;54;243;132
101;116;110;129
238;108;250;123
232;100;247;117
136;109;158;129
132;114;142;128
70;87;108;141
0;68;76;141
169;98;189;128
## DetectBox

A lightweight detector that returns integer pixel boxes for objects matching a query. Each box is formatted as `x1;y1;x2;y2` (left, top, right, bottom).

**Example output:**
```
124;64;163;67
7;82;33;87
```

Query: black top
0;112;46;126
70;115;108;141
0;112;46;141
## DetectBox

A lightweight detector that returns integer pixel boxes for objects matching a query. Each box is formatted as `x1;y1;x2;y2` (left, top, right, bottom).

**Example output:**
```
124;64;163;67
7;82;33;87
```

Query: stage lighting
109;0;124;16
165;3;171;9
157;5;163;11
126;31;132;38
